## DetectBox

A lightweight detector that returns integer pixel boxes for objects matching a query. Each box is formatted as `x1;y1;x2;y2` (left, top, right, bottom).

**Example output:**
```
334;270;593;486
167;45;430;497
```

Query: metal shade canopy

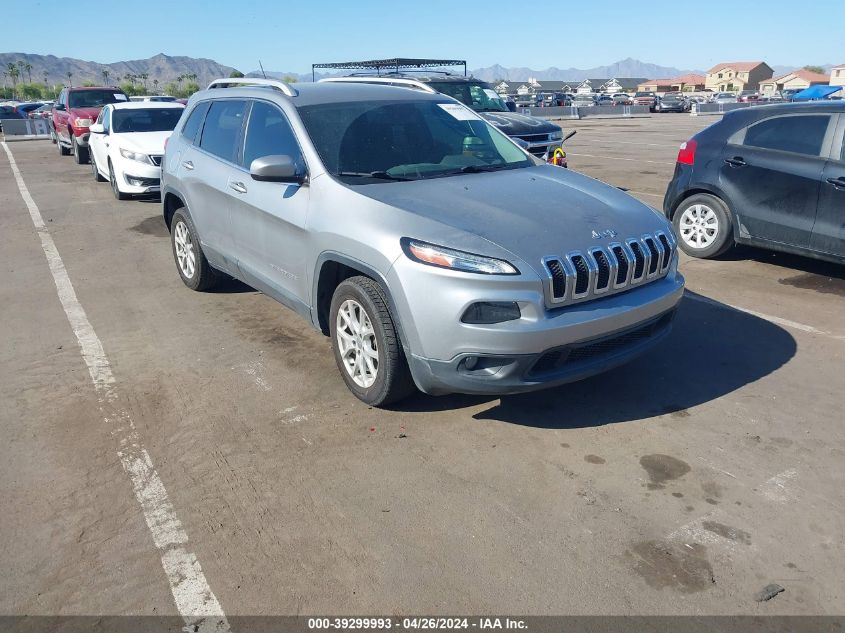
791;85;842;100
312;58;466;81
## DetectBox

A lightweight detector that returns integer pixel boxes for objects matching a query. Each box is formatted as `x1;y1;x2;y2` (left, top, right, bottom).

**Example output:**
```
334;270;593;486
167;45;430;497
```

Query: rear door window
181;101;210;145
743;115;830;157
241;101;302;169
199;100;247;163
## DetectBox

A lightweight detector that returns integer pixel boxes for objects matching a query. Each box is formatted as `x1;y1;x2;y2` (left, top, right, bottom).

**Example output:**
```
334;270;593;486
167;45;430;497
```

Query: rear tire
330;276;415;407
170;209;218;291
673;193;734;259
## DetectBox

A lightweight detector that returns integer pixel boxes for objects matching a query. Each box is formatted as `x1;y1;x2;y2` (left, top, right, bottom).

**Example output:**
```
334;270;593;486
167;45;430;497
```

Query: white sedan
88;101;184;200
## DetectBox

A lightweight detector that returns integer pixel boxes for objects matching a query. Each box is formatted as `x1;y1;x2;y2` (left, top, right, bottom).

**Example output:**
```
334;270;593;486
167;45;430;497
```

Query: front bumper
72;129;90;146
117;158;162;194
389;251;685;395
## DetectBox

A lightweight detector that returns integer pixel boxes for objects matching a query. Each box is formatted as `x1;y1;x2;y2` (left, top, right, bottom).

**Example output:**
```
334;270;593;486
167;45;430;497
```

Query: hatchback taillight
677;139;697;165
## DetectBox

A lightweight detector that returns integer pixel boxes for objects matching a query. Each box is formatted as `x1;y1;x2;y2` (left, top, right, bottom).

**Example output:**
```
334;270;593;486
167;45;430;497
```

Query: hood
352;166;671;271
479;111;560;136
67;106;103;120
114;131;172;155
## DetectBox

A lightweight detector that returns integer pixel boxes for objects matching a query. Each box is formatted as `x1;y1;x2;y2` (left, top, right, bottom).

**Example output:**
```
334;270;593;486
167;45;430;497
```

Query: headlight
74;118;93;127
120;148;153;165
549;129;563;140
402;239;519;275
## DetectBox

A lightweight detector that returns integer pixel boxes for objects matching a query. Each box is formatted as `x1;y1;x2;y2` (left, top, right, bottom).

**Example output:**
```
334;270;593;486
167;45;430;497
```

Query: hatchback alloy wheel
335;299;379;388
678;203;719;249
173;220;196;279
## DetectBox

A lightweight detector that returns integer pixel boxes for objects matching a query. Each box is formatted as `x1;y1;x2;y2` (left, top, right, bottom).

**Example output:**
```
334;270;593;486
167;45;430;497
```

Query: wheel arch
162;191;187;232
312;253;408;350
670;186;740;240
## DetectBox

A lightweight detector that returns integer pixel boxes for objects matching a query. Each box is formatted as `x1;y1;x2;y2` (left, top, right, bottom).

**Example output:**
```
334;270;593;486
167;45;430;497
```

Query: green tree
21;83;44;99
24;62;32;84
229;70;244;78
139;72;149;89
102;68;110;84
282;75;298;84
7;63;19;96
163;82;179;96
803;65;825;75
181;81;200;98
153;78;159;92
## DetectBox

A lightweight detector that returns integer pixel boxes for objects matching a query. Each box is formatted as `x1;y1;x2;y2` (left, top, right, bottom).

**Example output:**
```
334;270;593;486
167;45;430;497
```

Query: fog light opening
461;301;521;325
463;356;479;371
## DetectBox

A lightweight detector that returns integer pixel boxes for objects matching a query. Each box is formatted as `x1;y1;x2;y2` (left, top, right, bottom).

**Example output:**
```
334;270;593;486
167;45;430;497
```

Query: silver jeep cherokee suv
161;78;684;406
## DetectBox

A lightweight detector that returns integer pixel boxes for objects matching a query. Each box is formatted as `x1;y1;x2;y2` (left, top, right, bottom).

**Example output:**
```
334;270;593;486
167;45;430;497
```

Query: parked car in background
162;78;684;406
129;95;179;102
0;104;24;131
322;73;564;160
633;91;659;112
596;95;615;106
539;92;571;107
712;92;737;104
612;93;632;105
28;103;54;119
781;88;802;102
515;93;540;108
14;102;50;118
757;93;784;103
88;101;184;199
737;90;759;103
656;93;688;113
52;86;129;164
664;102;845;263
573;93;597;107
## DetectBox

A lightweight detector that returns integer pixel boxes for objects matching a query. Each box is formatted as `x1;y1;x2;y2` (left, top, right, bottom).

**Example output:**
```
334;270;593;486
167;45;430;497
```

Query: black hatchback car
664;102;845;263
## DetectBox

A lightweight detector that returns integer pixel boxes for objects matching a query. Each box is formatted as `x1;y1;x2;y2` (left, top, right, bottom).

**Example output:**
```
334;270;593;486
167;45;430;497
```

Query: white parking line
566;152;674;166
1;142;229;632
685;293;845;342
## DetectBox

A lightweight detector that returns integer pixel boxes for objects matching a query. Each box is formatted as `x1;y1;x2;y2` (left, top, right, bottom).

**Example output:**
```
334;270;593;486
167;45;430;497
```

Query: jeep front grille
542;231;675;307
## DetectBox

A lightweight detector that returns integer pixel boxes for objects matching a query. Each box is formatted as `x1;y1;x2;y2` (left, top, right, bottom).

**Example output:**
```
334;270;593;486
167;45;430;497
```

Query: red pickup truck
51;86;128;164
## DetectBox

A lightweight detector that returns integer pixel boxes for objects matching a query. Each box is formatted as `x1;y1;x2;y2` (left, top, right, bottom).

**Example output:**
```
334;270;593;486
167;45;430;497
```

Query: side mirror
249;155;305;184
54;104;65;111
90;123;105;134
506;101;517;112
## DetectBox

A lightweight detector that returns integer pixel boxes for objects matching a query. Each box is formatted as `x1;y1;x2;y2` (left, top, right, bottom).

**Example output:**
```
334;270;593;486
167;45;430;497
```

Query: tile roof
766;69;830;83
707;62;766;74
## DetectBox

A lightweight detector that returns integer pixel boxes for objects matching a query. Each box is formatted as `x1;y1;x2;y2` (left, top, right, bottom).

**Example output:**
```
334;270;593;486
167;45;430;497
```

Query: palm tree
24;63;32;84
139;72;149;89
66;71;73;87
176;74;185;88
153;78;159;92
7;63;19;96
43;73;48;86
102;69;110;85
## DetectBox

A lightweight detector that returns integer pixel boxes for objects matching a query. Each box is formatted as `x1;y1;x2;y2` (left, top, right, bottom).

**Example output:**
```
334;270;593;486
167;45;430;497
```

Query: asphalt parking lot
1;114;844;622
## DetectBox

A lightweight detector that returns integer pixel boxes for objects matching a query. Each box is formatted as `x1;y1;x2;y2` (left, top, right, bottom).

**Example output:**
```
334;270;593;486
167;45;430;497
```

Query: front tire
673;193;734;258
91;151;106;182
58;136;70;156
170;209;218;291
330;276;415;407
109;161;129;200
72;137;89;164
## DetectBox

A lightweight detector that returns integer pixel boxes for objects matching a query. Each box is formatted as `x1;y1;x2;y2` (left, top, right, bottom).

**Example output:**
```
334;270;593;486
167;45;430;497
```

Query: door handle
181;160;194;170
724;157;747;167
228;181;248;194
827;177;845;190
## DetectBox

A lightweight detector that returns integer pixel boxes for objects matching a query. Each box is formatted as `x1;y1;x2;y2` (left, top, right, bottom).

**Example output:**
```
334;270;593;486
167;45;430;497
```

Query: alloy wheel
335;299;379;388
678;203;719;249
173;220;196;279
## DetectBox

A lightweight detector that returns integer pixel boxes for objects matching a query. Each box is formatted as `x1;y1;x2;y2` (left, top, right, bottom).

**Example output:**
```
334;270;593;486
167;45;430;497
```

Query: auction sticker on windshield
437;103;482;120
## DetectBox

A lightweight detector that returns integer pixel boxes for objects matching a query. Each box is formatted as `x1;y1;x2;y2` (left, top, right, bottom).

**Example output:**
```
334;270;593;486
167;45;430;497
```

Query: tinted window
743;115;830;156
112;108;183;133
102;107;111;132
199;100;247;162
241;101;302;169
181;101;210;144
68;89;127;108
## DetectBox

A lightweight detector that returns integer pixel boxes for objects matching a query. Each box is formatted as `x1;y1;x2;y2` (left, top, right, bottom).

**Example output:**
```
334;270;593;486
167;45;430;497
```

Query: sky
4;0;842;73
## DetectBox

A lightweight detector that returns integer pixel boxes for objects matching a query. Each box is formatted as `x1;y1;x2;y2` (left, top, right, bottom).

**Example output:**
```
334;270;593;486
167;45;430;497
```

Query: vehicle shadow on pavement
397;290;796;427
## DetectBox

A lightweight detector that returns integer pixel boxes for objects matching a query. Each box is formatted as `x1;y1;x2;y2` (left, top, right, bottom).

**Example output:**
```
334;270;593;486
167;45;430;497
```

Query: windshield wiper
336;171;412;182
455;164;508;174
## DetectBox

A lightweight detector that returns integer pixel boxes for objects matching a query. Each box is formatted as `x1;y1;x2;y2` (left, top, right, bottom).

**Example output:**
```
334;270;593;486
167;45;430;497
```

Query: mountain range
0;53;236;87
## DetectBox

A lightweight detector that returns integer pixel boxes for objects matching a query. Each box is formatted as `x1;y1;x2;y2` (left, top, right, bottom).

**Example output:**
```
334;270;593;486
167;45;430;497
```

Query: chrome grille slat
542;231;676;308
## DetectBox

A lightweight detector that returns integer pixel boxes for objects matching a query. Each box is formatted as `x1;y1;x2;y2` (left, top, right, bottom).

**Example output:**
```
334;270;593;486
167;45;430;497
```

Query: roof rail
206;77;298;97
319;76;438;94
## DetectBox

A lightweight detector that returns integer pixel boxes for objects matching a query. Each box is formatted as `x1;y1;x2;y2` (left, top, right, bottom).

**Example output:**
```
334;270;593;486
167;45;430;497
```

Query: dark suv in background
664;102;845;263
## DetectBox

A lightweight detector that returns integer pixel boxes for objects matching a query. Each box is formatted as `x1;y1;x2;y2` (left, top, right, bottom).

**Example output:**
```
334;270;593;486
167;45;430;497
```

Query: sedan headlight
549;129;563;140
119;148;153;165
73;118;93;127
402;239;518;275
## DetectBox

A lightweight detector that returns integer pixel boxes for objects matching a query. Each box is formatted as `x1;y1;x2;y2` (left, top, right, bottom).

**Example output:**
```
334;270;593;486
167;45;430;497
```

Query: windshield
298;99;532;184
635;92;654;97
426;82;509;113
68;90;127;108
111;108;183;133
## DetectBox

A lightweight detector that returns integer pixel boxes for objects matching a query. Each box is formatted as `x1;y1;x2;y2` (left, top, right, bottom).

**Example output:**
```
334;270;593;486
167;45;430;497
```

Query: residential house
638;73;706;94
759;69;831;95
576;78;646;94
704;61;773;92
828;63;845;91
494;78;573;96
